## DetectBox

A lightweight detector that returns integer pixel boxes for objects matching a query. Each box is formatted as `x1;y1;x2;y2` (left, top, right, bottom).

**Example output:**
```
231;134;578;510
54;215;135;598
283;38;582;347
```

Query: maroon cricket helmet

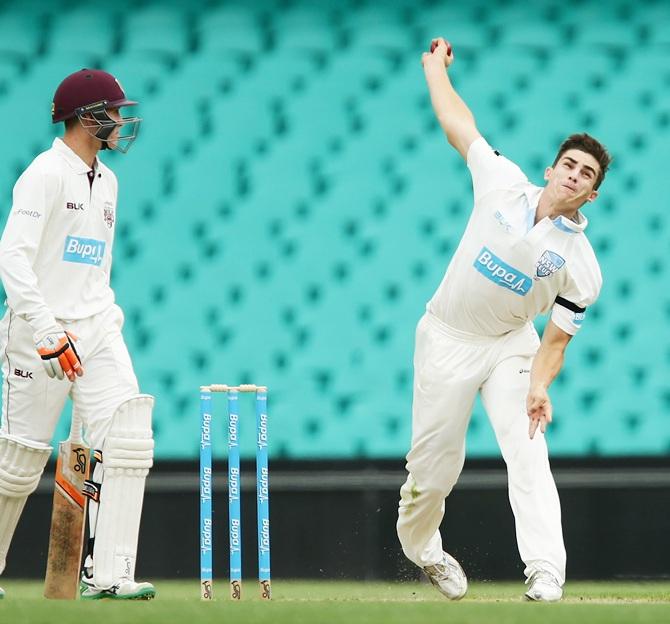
51;69;137;123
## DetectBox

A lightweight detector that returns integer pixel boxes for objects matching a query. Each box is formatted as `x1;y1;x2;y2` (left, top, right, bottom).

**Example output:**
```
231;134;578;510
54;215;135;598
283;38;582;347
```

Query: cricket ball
431;40;452;55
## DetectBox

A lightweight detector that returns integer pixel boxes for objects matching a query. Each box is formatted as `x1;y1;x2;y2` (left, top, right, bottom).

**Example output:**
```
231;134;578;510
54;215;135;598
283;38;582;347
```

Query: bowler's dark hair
553;133;612;190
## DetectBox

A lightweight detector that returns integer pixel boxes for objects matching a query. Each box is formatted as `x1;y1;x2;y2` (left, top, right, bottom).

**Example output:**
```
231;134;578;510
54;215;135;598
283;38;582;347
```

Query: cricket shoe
80;570;155;601
524;569;563;602
0;586;4;599
423;551;468;600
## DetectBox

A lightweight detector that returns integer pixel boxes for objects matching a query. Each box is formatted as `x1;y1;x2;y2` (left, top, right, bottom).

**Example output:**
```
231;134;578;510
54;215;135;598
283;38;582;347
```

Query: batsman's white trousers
0;304;139;450
397;312;566;584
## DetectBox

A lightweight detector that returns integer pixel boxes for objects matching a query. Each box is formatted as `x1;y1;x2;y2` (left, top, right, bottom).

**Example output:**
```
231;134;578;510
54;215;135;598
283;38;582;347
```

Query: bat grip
70;409;84;444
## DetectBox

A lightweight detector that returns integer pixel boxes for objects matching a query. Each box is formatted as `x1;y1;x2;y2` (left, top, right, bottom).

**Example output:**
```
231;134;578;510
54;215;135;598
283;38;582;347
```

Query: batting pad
93;395;154;589
0;434;52;574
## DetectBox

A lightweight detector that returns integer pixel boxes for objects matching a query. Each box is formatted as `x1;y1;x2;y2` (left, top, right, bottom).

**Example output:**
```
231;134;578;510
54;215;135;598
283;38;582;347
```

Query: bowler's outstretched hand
527;384;552;439
422;37;454;68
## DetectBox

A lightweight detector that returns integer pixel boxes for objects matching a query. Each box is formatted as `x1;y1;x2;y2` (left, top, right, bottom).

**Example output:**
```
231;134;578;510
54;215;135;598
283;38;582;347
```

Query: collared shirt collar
525;186;543;232
52;137;98;175
525;185;588;234
552;211;587;233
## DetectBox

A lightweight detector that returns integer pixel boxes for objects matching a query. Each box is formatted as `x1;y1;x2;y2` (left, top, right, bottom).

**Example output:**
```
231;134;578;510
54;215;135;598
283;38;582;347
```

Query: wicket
199;384;271;601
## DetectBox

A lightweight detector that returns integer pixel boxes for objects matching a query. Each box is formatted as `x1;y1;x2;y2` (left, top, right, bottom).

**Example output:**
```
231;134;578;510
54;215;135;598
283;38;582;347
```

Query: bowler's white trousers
0;304;139;450
397;312;566;584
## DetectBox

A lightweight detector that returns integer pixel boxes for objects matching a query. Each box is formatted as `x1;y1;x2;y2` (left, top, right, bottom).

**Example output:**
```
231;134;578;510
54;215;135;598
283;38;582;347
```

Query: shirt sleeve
550;256;602;336
466;136;528;202
0;163;59;337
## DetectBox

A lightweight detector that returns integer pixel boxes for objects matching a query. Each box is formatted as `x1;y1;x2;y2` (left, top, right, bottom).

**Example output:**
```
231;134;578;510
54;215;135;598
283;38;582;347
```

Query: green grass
1;580;670;624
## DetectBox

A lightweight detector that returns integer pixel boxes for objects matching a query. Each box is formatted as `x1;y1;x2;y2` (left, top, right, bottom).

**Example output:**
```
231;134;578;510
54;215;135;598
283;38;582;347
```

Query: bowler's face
545;149;600;207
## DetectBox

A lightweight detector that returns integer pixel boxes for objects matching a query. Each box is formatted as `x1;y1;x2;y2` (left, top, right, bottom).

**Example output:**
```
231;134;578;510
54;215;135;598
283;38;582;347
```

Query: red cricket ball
430;40;452;55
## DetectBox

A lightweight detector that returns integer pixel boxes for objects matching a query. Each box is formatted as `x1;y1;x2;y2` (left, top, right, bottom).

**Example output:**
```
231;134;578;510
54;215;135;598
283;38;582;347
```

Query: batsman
0;69;155;600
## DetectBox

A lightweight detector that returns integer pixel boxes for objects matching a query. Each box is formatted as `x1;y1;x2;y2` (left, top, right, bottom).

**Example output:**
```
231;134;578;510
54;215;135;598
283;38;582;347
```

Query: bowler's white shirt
0;138;117;336
428;137;602;336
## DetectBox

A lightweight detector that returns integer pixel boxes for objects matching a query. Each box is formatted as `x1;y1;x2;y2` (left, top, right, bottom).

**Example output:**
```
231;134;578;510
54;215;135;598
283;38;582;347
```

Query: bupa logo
473;247;532;296
62;236;105;266
536;250;565;278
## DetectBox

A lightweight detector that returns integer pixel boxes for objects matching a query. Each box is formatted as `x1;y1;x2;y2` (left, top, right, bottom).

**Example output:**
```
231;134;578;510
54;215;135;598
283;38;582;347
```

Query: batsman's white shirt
0;139;150;590
428;137;602;336
0;137;117;338
0;138;138;450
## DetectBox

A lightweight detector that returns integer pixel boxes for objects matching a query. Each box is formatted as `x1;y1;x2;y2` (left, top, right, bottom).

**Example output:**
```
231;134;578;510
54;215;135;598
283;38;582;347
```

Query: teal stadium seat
571;16;645;50
412;5;496;54
196;5;266;56
496;18;568;50
637;2;670;47
274;5;340;51
0;0;667;459
123;6;190;58
0;9;44;61
346;6;415;53
48;7;118;57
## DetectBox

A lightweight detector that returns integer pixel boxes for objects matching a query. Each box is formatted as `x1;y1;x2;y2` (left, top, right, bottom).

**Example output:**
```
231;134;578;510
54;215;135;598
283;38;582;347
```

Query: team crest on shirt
536;250;565;278
103;201;115;228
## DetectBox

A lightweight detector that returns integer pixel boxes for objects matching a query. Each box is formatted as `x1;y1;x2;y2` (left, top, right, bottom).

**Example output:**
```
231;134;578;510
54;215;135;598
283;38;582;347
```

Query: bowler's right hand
34;328;84;381
422;38;454;69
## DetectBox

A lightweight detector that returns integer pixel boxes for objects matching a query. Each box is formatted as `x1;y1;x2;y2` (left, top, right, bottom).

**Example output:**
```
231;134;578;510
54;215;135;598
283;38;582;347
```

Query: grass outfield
1;580;669;624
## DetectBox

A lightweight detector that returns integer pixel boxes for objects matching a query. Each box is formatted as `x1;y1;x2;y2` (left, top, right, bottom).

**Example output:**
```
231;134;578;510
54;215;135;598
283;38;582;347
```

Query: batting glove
34;328;84;381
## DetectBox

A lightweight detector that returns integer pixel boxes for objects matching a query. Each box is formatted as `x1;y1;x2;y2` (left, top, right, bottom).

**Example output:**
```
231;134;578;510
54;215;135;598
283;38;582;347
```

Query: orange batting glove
35;328;84;382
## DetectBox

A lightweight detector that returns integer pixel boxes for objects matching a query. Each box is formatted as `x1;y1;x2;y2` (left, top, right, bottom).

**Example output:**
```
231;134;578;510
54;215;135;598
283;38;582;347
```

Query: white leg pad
93;395;154;589
0;434;52;575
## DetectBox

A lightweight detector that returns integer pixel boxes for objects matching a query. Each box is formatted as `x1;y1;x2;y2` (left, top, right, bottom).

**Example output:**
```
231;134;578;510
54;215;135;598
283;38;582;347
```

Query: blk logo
14;368;33;379
66;202;84;211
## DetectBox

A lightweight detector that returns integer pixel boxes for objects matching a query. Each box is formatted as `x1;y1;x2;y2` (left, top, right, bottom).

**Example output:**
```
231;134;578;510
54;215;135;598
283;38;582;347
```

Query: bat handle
70;409;84;444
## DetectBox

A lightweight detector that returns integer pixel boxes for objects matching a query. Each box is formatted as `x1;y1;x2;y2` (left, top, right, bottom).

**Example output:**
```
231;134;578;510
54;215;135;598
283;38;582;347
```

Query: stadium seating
0;0;668;460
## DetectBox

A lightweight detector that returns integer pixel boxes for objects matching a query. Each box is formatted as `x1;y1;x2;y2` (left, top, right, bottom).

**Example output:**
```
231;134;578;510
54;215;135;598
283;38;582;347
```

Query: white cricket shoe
423;551;468;600
0;586;4;599
80;579;155;600
80;570;155;600
80;562;155;600
524;569;563;602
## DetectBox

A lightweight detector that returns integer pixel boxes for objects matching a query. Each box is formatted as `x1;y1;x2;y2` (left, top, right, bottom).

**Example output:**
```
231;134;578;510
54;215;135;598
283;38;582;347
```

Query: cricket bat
44;411;90;599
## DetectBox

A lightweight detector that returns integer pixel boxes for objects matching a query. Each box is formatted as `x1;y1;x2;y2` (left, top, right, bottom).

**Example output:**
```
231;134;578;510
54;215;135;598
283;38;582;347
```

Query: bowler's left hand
527;384;552;439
